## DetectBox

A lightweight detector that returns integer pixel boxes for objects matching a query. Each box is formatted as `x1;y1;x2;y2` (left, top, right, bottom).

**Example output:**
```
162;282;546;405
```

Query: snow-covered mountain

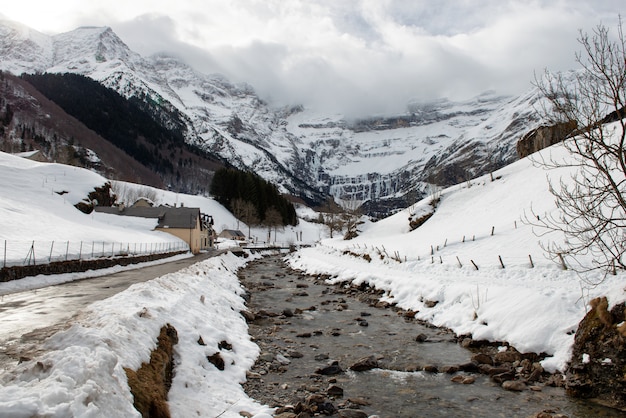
0;20;544;214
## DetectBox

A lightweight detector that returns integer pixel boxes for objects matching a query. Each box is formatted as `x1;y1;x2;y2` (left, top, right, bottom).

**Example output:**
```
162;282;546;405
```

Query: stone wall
0;251;187;282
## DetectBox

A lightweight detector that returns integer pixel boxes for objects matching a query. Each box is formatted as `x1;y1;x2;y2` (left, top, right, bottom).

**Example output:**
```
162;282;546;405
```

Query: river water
241;256;620;418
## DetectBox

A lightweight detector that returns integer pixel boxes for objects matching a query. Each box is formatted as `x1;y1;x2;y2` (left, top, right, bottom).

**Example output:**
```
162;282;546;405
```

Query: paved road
0;251;217;371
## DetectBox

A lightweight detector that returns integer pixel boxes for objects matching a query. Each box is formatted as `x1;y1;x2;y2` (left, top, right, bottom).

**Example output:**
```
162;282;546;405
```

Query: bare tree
531;18;626;275
232;198;258;239
342;196;363;240
111;181;160;206
264;207;283;243
322;197;344;239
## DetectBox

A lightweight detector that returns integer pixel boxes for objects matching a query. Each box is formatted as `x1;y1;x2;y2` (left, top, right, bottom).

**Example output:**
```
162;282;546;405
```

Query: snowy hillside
287;125;626;373
0;151;320;257
0;20;545;213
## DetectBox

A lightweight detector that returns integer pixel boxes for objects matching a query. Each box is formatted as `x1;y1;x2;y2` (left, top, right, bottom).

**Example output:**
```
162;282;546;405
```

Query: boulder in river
338;409;369;418
502;380;526;392
349;356;379;372
327;384;344;397
316;361;344;375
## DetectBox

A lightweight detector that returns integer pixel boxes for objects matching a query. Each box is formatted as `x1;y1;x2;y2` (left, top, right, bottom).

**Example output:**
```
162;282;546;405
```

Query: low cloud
7;0;622;116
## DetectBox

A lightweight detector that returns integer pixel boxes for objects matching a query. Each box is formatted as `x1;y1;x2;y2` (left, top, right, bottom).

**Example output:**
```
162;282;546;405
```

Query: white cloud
2;0;624;115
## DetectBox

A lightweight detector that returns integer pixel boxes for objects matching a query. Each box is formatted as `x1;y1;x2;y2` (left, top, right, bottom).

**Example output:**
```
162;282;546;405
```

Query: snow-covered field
0;119;625;417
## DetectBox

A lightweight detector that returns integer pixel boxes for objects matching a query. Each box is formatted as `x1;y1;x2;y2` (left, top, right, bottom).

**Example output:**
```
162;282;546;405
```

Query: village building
94;204;215;254
218;229;246;242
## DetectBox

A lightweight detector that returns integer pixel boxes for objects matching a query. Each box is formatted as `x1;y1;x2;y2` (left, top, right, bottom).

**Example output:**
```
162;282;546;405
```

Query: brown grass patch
124;324;178;418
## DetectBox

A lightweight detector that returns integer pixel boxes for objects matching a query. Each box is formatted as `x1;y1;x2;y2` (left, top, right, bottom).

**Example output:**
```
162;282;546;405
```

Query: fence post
498;255;505;269
529;254;534;268
49;241;55;262
65;241;70;261
456;256;463;268
30;241;36;265
558;253;567;270
79;241;83;261
471;259;479;270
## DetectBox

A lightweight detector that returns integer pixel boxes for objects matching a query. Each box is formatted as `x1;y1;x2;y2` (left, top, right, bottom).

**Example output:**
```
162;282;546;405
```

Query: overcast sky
1;1;623;115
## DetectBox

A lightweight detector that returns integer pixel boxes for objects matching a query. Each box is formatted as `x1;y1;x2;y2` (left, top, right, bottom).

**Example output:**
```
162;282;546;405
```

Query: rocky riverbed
239;256;620;418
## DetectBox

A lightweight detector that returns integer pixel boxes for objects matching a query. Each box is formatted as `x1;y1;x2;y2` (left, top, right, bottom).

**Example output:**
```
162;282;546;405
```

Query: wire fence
1;240;189;268
348;219;563;271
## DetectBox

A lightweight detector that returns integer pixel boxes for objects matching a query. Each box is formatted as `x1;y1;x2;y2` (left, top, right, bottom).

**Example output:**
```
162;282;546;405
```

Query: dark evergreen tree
210;167;297;226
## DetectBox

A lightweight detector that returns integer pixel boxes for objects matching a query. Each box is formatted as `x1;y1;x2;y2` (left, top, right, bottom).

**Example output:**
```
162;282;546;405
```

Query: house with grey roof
94;204;215;254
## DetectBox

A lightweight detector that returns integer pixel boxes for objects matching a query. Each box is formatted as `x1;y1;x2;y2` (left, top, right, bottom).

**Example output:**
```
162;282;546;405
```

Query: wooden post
498;255;505;269
471;259;479;270
439;256;443;264
66;240;70;261
491;226;495;236
529;254;534;268
49;241;55;262
462;235;465;243
30;241;36;265
456;256;463;268
558;253;567;270
431;245;434;255
444;238;447;247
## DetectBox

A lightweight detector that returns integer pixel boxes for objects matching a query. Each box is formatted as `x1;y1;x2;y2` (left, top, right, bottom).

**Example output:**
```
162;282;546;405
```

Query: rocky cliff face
516;121;577;158
0;20;545;214
566;297;626;411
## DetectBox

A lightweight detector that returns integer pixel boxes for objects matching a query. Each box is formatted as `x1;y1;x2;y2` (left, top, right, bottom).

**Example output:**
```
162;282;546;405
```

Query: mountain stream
240;255;619;418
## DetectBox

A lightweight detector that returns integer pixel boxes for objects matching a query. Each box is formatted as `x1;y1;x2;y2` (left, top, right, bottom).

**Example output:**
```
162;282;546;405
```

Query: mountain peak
49;25;139;74
0;20;53;74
